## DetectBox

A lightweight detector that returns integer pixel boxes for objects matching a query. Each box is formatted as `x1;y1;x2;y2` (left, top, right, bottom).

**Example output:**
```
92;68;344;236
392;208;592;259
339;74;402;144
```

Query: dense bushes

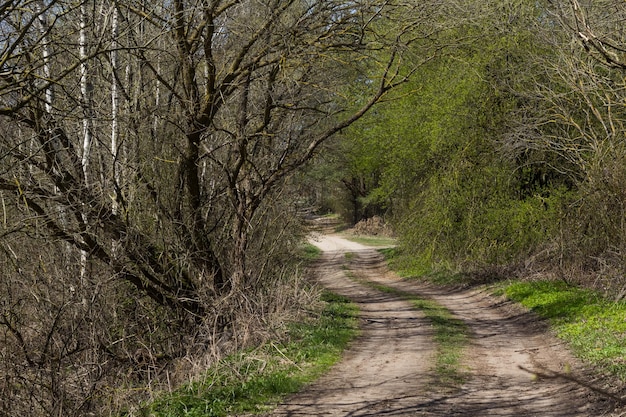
0;199;312;416
332;0;626;288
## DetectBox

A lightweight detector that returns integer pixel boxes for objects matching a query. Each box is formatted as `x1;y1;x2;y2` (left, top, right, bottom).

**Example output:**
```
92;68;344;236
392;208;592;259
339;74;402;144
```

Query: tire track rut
269;234;621;416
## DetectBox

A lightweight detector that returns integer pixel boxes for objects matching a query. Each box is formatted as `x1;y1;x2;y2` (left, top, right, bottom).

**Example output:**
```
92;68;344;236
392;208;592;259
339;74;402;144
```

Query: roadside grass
126;292;359;416
343;235;397;247
299;243;322;262
499;280;626;380
378;248;465;286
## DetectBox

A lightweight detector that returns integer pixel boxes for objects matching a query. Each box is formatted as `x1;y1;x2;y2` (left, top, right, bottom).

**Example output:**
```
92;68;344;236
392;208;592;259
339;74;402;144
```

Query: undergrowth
378;247;466;286
502;280;626;380
125;291;358;416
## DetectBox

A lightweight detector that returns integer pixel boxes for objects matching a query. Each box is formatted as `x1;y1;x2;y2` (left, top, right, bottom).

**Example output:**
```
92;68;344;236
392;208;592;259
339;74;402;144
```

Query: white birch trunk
111;4;120;215
79;1;92;282
153;59;160;138
80;3;93;181
109;3;122;259
36;5;53;114
36;2;72;258
35;2;52;183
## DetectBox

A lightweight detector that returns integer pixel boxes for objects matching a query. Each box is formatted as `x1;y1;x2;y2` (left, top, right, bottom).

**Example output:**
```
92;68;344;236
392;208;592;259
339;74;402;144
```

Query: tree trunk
110;3;120;215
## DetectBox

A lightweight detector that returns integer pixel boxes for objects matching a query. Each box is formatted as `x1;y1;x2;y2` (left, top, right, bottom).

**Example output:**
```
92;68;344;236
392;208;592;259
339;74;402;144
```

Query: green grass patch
378;248;465;286
299;243;322;262
343;235;397;247
504;280;626;380
410;298;468;387
360;281;468;388
127;291;359;416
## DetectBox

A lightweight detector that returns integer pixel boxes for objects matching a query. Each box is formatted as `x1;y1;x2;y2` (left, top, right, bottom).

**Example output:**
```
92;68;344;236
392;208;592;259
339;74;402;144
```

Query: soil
269;230;626;416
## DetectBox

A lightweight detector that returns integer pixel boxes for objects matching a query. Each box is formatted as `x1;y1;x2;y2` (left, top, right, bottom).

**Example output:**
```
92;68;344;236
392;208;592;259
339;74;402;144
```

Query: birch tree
0;0;437;317
0;0;447;414
79;0;93;280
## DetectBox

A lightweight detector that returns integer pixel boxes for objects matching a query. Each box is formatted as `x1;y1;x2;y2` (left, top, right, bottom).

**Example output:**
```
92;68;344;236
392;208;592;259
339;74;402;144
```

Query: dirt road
270;233;623;416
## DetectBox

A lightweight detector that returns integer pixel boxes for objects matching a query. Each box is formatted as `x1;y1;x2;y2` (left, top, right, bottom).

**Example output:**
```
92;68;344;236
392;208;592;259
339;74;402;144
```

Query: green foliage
505;281;626;379
127;292;358;417
337;42;500;263
345;53;483;206
323;1;582;273
403;171;569;267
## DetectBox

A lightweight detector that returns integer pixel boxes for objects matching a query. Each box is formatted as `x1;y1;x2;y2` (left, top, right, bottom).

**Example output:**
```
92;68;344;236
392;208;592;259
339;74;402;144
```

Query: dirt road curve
269;234;624;416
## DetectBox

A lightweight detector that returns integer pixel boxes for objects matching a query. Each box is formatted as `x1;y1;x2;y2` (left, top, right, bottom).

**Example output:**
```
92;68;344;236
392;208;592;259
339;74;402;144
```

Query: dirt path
270;233;623;416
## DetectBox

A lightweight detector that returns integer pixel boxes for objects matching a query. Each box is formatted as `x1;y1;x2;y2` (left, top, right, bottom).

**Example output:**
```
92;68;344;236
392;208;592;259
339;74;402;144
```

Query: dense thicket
327;0;626;286
0;1;432;415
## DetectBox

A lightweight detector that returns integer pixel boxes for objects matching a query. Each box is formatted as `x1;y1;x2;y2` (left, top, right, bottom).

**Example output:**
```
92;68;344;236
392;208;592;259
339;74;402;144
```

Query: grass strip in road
411;297;468;387
360;280;469;389
501;280;626;381
126;291;359;417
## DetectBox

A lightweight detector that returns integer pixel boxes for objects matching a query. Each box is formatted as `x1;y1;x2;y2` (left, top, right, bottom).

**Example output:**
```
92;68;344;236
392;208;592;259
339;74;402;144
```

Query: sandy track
270;234;437;416
269;234;623;416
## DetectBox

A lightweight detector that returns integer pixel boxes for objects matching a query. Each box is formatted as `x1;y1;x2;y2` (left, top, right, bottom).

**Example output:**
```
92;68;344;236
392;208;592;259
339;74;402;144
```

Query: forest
1;0;625;415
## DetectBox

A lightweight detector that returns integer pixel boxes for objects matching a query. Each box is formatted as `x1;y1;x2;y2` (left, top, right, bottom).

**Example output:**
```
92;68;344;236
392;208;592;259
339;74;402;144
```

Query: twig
519;365;626;405
271;342;303;372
